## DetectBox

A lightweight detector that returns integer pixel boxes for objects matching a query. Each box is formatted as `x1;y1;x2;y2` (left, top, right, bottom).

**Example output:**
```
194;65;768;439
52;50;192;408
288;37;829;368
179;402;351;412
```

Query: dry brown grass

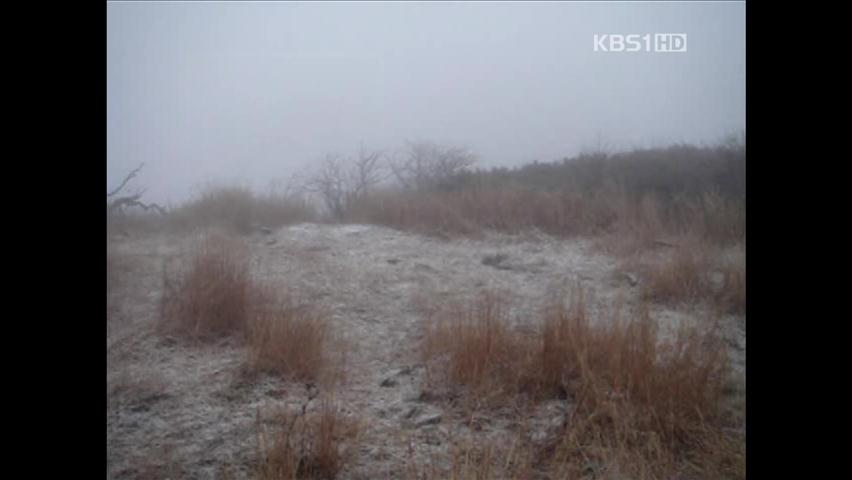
158;232;256;341
256;398;360;480
346;189;480;237
403;432;537;480
247;299;334;383
157;231;343;385
640;238;712;306
347;184;744;262
715;251;746;315
615;236;746;315
168;184;316;234
538;292;738;479
422;292;536;408
421;289;743;479
347;187;619;239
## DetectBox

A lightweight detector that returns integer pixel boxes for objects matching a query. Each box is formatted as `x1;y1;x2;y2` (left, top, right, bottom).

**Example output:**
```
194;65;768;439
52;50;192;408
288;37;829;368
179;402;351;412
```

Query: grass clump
159;232;254;341
247;298;333;383
256;398;360;480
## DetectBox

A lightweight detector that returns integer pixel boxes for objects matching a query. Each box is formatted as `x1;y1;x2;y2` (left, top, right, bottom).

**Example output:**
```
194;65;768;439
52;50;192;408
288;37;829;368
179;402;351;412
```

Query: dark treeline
437;142;746;201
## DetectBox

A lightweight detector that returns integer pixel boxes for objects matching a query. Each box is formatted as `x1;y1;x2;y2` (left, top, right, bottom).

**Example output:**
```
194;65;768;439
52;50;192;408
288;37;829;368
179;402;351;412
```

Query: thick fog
107;1;745;205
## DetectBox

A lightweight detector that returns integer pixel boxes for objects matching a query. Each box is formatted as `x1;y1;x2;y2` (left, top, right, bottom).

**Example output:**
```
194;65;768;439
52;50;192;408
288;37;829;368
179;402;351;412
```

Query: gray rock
482;253;510;269
625;272;639;287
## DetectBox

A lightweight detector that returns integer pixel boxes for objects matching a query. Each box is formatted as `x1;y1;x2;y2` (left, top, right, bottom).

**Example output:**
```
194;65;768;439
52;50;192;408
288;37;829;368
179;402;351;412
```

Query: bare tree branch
106;162;167;217
107;193;167;216
351;146;387;197
107;163;145;198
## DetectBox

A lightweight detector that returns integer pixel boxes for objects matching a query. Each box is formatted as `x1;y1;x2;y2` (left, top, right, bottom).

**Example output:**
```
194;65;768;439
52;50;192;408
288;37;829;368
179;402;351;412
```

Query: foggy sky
107;1;745;205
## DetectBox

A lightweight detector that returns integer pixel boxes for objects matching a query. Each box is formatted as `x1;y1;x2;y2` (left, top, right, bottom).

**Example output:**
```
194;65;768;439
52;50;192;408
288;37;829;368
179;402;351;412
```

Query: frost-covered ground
106;223;745;479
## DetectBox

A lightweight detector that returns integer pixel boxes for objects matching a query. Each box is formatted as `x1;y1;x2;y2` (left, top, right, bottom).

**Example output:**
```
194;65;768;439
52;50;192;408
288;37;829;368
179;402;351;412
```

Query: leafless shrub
305;147;387;220
390;140;477;192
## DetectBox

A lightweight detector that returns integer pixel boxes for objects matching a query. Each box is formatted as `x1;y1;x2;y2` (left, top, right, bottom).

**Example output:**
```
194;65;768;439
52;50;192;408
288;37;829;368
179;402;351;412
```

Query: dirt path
106;223;745;479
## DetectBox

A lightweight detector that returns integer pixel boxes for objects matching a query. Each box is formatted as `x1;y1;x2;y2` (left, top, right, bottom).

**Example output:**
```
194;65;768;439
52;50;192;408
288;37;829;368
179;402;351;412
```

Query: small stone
414;413;442;427
380;377;398;388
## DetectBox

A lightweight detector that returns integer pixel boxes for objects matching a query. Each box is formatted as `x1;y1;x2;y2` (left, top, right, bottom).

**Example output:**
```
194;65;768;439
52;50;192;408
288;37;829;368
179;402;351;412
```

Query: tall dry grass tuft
158;232;256;341
256;398;360;480
247;298;333;383
422;292;534;406
538;292;732;478
421;289;742;479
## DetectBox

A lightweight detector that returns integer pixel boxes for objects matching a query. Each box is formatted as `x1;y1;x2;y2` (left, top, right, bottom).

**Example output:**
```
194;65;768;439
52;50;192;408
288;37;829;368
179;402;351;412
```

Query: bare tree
305;147;386;220
579;131;614;159
107;163;166;216
351;146;386;197
389;141;477;191
306;154;348;219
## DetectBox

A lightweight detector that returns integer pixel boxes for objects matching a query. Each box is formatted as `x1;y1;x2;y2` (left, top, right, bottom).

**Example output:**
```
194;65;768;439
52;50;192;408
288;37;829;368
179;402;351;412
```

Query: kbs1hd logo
594;33;687;53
